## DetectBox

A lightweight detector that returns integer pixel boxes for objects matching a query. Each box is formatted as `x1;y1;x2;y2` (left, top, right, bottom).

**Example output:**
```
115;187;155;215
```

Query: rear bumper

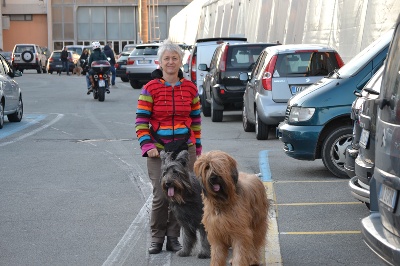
256;94;287;125
348;176;370;203
13;63;40;69
362;212;400;266
211;85;245;106
128;72;152;82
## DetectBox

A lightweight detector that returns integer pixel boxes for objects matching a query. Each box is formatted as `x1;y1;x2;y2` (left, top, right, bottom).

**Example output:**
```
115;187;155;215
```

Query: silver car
0;54;23;129
125;43;161;89
240;44;344;140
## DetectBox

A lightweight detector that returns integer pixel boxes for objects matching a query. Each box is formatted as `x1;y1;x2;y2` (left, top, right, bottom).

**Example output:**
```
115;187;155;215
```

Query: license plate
359;129;370;149
379;184;397;212
290;85;308;95
99;80;106;87
56;65;62;68
138;60;151;64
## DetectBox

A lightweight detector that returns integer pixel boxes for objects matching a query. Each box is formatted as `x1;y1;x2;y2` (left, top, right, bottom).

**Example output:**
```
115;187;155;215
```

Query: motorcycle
90;60;111;102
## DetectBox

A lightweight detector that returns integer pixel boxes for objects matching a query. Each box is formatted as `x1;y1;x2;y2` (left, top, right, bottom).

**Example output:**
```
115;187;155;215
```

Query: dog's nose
165;182;172;187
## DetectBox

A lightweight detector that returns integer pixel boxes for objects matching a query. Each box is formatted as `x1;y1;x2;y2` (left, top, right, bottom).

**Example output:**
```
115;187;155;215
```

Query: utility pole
139;0;149;43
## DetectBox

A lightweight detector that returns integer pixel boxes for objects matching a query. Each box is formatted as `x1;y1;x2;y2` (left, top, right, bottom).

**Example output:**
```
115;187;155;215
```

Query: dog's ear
175;150;189;167
231;167;239;184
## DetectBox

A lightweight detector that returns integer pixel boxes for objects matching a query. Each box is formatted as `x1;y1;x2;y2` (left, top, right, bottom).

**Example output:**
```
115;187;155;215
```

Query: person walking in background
104;43;116;86
60;47;70;76
135;40;202;254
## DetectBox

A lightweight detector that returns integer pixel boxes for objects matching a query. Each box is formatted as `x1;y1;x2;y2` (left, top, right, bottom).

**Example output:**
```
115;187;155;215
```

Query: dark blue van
277;29;393;178
362;14;400;265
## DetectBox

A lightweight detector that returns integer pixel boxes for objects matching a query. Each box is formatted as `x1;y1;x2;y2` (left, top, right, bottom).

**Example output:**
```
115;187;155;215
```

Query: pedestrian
103;42;116;86
60;46;70;76
135;39;202;255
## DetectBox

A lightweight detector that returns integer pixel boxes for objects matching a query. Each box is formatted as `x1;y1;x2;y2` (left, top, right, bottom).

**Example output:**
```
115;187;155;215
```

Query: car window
1;55;11;73
15;45;34;53
273;52;339;77
380;25;400;124
0;57;6;75
131;46;159;56
227;46;267;70
251;50;267;78
52;52;61;59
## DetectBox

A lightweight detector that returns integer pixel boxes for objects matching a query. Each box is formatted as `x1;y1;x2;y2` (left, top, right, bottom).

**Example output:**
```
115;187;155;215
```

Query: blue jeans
85;73;91;89
110;65;116;85
62;61;69;74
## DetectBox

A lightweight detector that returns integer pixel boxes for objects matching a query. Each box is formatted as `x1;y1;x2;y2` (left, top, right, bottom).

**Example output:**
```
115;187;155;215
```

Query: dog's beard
161;166;194;204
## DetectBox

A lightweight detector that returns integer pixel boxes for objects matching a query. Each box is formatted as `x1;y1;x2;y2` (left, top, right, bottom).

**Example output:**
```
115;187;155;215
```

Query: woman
135;40;202;254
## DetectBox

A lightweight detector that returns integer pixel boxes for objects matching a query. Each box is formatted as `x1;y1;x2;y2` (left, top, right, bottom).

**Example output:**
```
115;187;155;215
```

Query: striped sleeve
190;89;202;155
135;86;156;156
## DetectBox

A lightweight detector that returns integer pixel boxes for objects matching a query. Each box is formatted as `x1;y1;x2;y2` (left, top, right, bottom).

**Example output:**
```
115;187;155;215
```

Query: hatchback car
346;66;384;208
362;14;400;265
241;44;344;140
277;28;393;178
46;50;80;74
115;51;130;82
200;42;276;122
0;54;23;129
125;43;161;89
11;44;47;73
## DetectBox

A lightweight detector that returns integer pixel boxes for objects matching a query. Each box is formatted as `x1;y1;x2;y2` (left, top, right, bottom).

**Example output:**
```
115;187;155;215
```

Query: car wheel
121;77;129;82
201;93;211;117
21;51;33;63
7;96;23;122
0;102;4;129
37;64;42;74
321;126;353;178
242;104;255;132
130;80;142;89
211;95;223;122
255;109;269;140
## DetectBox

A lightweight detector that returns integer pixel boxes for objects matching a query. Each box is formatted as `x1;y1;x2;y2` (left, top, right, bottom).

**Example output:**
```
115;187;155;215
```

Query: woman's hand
147;148;160;158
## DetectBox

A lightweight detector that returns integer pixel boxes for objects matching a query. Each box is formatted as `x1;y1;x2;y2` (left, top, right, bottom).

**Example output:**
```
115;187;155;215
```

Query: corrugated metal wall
169;0;400;62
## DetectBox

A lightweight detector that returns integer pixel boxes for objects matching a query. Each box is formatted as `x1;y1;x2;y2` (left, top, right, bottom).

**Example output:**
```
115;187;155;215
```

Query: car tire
121;77;129;82
321;126;353;178
21;51;33;63
201;93;211;117
7;96;23;122
242;104;255;132
255;109;269;140
211;95;223;122
37;64;42;74
130;80;142;89
0;102;4;129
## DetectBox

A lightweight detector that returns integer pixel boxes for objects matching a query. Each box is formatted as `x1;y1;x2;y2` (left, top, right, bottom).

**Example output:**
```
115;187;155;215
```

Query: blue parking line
0;114;47;139
259;150;272;181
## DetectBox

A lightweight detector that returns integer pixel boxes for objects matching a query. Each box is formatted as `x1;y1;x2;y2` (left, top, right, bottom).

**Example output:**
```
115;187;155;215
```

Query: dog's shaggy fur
193;150;269;266
72;66;83;76
160;150;211;259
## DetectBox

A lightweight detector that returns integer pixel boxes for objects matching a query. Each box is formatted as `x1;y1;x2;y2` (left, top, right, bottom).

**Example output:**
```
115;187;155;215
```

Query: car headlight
288;106;315;122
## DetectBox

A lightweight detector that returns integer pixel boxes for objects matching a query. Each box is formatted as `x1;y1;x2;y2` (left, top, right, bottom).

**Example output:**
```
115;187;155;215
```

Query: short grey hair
157;39;183;63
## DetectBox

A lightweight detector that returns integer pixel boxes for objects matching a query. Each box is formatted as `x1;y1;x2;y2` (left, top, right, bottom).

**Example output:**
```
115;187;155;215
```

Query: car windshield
51;52;61;59
337;29;393;78
15;46;34;53
131;46;159;56
273;52;340;77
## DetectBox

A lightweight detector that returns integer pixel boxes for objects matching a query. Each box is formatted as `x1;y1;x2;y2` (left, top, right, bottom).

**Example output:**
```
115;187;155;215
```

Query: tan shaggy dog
72;66;83;76
194;150;269;266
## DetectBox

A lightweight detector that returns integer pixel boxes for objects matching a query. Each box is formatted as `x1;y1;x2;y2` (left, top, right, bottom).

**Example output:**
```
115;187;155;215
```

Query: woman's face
161;50;181;76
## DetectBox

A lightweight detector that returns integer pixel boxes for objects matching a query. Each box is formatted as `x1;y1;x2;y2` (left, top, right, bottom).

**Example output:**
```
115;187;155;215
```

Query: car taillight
335;53;345;68
49;58;53;63
219;46;229;72
127;58;134;65
190;55;196;83
115;63;119;68
155;60;159;65
262;55;278;91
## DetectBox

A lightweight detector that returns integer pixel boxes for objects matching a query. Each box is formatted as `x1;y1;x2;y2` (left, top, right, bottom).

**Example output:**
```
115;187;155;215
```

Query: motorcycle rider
86;41;110;95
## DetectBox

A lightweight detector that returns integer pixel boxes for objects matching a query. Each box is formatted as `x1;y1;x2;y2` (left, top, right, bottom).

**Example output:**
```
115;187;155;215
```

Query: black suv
199;42;276;122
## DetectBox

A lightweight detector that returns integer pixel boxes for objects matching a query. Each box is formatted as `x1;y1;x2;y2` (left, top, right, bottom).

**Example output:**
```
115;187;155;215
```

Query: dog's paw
197;252;211;259
176;249;190;257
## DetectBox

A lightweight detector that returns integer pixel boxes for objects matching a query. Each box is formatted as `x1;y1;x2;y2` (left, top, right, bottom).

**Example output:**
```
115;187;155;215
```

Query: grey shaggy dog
160;150;211;259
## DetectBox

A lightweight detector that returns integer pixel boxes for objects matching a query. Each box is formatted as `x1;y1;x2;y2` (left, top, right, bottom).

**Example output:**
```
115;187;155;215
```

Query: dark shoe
166;237;182;252
87;87;93;95
106;88;110;94
148;242;163;254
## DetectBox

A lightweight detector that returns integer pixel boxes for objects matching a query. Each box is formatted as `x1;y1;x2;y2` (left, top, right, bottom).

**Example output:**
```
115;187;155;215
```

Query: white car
11;44;47;74
0;54;23;129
